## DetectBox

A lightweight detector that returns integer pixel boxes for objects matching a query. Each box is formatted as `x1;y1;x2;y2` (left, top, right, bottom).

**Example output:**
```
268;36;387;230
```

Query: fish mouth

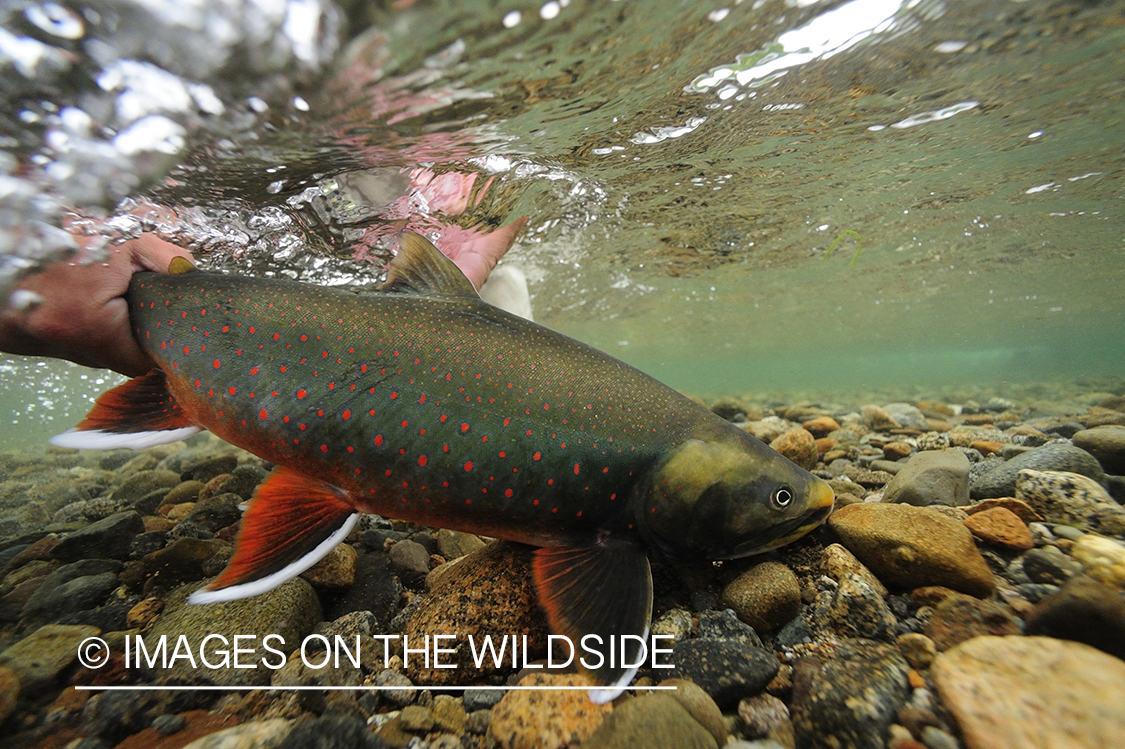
728;480;835;558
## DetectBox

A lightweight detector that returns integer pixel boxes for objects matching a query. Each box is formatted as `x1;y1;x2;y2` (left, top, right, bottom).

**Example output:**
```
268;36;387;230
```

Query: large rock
827;503;995;597
719;562;801;633
581;693;716;749
489;673;612;749
1015;469;1125;537
883;449;970;507
1070;534;1125;590
792;639;909;748
933;636;1125;749
671;639;779;710
1072;426;1125;474
0;623;99;695
971;442;1105;499
141;578;320;686
51;510;145;561
1025;574;1125;660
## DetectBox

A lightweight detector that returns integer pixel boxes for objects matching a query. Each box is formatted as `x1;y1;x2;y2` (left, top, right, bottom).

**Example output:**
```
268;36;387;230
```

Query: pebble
696;608;764;647
827;503;995;597
141;578;320;686
1024;574;1125;660
489;673;612;749
802;416;841;437
582;692;716;749
435;528;486;560
963;497;1041;524
20;558;122;622
1015;469;1125;537
862;405;901;431
388;539;431;589
671;638;780;710
923;592;1019;651
820;571;898;641
142;537;230;590
882;449;970;507
110;470;182;504
737;693;792;745
719;561;801;632
971;442;1106;499
821;543;888;597
962;507;1034;550
659;678;727;747
1020;546;1082;585
1069;534;1125;590
650;608;694;645
883;403;928;430
933;636;1125;749
0;623;99;695
768;429;818;471
792;640;910;748
1071;426;1125;474
896;633;937;669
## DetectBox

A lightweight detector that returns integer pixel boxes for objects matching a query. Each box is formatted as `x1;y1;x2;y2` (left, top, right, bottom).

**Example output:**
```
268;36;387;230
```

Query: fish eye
772;486;794;509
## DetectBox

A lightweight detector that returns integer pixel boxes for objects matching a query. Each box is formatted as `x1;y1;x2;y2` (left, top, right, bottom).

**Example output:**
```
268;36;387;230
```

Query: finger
124;234;195;274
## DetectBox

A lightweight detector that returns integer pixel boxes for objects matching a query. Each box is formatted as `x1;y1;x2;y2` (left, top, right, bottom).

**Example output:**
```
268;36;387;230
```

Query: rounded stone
111;470;182;503
821;543;888;597
301;542;357;589
1069;534;1125;590
896;633;937;669
489;672;612;749
933;636;1125;749
971;443;1106;500
827;503;995;597
720;562;801;633
923;592;1019;651
769;429;819;471
1072;427;1125;474
0;624;99;695
658;678;727;747
1025;574;1125;660
962;507;1034;551
1015;469;1125;537
671;639;780;710
51;510;145;562
802;417;841;437
582;692;717;749
882;449;970;507
821;572;898;642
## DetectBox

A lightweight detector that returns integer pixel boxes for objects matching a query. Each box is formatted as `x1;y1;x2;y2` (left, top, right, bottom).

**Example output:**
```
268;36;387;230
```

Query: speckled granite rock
971;443;1106;499
933;636;1125;749
489;673;611;749
1015;469;1125;537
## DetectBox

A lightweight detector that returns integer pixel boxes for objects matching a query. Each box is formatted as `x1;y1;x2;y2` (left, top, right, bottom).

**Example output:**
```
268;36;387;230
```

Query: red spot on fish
222;325;229;333
419;394;426;404
481;436;489;443
193;379;200;388
279;366;287;373
273;333;280;341
401;420;408;428
534;499;539;505
228;386;237;395
418;455;427;466
390;392;398;400
249;367;259;376
464;461;473;471
574;464;580;474
249;327;255;334
544;404;549;410
183;346;190;354
440;414;448;423
499;451;506;458
505;489;513;498
533;452;541;461
375;435;383;446
461;423;470;432
320;444;328;453
296;389;306;399
342;410;351;420
259;409;267;420
213;360;221;369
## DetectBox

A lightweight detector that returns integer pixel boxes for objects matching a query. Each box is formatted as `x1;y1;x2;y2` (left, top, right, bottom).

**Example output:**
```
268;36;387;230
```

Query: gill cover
638;435;832;561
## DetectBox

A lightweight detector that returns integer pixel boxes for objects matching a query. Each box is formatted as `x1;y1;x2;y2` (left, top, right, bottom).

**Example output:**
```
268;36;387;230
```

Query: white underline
74;685;679;692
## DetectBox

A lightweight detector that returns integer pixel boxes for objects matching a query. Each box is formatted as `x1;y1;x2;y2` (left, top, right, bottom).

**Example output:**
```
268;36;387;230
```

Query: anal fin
532;537;653;703
50;368;200;449
189;466;357;604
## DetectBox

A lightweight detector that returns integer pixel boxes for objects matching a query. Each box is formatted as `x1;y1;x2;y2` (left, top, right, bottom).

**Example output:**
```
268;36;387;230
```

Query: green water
3;0;1124;447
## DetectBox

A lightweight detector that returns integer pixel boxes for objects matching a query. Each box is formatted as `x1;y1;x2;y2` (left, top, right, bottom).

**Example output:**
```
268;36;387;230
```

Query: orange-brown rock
917;401;956;417
883;441;913;461
769;429;819;470
962;507;1034;551
969;440;1004;456
964;498;1042;524
802;417;841;437
815;437;839;454
490;673;612;749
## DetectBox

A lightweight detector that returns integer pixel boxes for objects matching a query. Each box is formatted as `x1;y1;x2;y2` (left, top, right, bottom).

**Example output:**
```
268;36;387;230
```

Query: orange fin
189;466;357;604
533;537;652;703
50;368;201;449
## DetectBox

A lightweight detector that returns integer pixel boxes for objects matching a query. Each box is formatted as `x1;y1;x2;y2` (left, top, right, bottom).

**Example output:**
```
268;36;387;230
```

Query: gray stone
696;609;764;647
1022;547;1083;585
276;714;387;749
792;640;910;749
110;470;182;503
389;539;430;589
20;558;122;622
971;442;1106;499
51;510;144;561
883;403;928;430
671;639;779;710
820;572;898;642
883;449;970;507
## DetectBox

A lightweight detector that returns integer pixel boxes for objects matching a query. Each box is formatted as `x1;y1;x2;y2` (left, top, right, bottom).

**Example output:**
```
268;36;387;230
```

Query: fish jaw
636;427;835;563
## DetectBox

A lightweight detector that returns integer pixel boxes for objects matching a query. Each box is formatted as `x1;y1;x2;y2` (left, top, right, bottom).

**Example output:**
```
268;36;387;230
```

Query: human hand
0;233;195;376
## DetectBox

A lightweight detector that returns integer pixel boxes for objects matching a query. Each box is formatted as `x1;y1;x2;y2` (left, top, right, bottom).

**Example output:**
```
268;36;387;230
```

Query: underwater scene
1;0;1123;747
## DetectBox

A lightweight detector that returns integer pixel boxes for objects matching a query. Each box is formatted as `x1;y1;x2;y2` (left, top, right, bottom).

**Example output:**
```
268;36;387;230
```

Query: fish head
637;431;835;563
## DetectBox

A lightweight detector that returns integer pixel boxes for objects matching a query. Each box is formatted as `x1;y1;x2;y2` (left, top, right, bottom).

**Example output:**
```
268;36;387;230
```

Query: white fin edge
587;626;650;704
187;513;358;605
49;426;202;450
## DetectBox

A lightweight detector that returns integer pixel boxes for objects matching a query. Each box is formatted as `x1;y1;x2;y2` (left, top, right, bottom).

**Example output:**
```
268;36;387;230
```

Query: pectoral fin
50;368;200;449
189;465;357;604
532;537;653;703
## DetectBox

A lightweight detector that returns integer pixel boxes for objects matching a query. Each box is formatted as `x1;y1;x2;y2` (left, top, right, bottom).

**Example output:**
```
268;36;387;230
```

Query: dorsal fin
168;256;198;275
380;231;479;298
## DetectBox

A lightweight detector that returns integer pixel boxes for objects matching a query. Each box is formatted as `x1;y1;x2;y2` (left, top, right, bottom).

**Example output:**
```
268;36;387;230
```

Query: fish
52;232;835;700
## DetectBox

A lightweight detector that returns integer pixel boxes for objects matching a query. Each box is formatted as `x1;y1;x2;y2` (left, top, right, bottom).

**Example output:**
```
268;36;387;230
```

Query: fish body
54;233;834;699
